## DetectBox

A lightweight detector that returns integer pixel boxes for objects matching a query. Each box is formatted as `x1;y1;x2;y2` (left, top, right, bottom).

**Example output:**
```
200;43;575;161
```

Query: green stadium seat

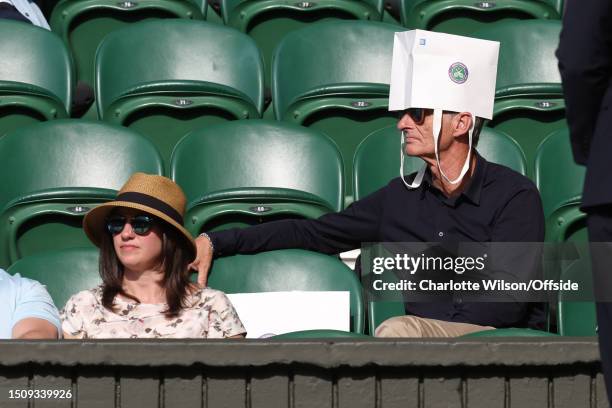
353;125;527;201
208;249;365;334
474;19;565;179
8;248;100;311
50;0;207;93
95;19;264;166
462;328;558;337
551;0;564;14
400;0;559;35
535;128;594;336
221;0;384;93
0;120;164;268
0;20;73;137
170;120;343;235
556;257;596;336
272;20;401;204
535;129;585;221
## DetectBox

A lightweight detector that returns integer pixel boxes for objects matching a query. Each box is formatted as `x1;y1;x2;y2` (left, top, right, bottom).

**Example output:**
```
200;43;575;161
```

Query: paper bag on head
388;30;500;187
389;30;499;118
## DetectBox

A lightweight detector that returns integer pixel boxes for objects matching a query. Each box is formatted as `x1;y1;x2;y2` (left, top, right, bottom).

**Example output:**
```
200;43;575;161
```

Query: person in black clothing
557;0;612;403
0;2;31;24
190;31;545;337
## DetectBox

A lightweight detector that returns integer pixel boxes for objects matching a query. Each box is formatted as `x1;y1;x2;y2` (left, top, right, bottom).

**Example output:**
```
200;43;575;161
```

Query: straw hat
83;173;195;254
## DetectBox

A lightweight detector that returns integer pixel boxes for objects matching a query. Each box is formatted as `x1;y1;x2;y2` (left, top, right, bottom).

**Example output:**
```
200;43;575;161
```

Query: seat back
208;249;365;333
474;19;564;179
553;222;595;336
354;125;527;200
550;0;564;14
50;0;206;89
0;21;73;136
556;236;597;336
0;120;164;267
400;0;559;35
535;128;585;220
535;128;593;336
221;0;383;91
171;120;343;234
7;247;100;311
273;20;401;203
96;19;264;166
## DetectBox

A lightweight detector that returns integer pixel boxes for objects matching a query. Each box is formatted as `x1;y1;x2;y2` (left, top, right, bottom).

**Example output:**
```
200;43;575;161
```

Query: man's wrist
198;232;214;253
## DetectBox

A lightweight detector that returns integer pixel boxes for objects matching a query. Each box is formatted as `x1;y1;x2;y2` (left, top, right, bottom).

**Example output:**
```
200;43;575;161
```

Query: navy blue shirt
210;153;546;329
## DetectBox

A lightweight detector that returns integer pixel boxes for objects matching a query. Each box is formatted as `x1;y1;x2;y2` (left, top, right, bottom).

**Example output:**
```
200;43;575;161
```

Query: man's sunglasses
398;108;426;124
106;215;156;236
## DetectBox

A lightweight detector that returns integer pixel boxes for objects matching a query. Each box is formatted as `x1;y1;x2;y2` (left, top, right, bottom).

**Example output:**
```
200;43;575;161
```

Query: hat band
116;192;183;225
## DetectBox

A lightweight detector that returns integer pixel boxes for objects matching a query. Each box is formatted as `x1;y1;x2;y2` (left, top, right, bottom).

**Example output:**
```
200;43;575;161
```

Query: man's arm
12;317;58;339
11;275;61;339
191;184;388;286
557;0;612;165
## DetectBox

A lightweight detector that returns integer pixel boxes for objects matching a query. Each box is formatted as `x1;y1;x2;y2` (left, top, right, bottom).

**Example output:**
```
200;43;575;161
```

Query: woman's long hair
99;216;196;319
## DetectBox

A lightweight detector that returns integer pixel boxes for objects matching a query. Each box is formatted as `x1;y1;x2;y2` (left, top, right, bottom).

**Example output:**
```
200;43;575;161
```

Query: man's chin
404;148;425;157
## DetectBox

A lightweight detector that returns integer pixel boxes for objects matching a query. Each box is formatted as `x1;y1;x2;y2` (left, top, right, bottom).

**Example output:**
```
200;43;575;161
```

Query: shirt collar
421;151;487;206
461;152;487;205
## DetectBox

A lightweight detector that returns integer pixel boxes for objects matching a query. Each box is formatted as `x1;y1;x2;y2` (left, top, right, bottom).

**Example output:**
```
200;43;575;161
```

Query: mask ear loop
433;109;474;185
400;129;427;189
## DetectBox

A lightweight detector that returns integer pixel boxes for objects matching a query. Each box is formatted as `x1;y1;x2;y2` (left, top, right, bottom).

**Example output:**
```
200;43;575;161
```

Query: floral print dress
60;286;246;339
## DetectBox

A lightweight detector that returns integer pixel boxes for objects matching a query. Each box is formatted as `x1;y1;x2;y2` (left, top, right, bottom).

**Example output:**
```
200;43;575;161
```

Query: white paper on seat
226;291;350;339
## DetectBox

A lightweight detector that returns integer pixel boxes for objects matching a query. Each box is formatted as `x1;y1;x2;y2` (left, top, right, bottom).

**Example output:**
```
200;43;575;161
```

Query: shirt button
438;231;444;237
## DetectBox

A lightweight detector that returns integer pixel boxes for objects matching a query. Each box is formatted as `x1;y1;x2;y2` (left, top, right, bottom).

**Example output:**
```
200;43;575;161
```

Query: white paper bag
227;291;350;338
389;29;499;119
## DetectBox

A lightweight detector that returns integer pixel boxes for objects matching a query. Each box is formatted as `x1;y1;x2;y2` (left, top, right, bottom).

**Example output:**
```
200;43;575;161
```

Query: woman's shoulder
188;286;232;307
64;286;103;308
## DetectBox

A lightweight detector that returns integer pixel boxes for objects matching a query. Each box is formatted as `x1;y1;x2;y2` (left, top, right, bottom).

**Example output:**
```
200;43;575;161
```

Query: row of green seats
0;120;584;261
46;0;562;100
0;119;342;267
0;18;564;203
0;120;580;267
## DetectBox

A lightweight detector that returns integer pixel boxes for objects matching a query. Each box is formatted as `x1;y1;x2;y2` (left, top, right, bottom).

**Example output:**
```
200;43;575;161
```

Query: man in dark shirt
190;30;545;336
557;0;612;402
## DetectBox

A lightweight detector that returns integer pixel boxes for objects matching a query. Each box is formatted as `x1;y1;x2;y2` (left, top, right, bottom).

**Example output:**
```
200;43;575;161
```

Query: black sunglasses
398;108;426;124
106;215;156;236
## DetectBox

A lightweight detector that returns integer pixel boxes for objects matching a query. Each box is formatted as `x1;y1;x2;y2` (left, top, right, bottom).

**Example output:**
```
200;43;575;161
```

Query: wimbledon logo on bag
448;62;469;84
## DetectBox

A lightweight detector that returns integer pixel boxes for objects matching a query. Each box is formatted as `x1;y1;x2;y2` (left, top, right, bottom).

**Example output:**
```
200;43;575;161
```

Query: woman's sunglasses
106;215;156;236
398;108;426;124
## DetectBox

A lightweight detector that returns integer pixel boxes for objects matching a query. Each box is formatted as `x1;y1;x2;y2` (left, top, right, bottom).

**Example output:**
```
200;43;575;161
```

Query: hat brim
83;201;196;256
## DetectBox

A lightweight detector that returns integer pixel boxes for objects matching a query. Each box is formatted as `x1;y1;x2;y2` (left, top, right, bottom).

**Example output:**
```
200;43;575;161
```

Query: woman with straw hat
60;173;246;339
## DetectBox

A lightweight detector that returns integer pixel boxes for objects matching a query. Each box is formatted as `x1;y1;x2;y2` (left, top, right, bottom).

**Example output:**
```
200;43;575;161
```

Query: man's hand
189;234;214;287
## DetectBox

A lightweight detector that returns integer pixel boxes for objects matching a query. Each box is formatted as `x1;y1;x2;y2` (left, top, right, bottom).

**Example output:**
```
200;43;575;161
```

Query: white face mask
400;109;475;189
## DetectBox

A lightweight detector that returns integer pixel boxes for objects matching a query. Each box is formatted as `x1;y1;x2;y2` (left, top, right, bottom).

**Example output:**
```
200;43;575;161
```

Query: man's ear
452;112;474;138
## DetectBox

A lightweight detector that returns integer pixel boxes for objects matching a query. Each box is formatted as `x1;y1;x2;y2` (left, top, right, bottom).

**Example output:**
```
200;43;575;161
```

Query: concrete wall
0;338;606;408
